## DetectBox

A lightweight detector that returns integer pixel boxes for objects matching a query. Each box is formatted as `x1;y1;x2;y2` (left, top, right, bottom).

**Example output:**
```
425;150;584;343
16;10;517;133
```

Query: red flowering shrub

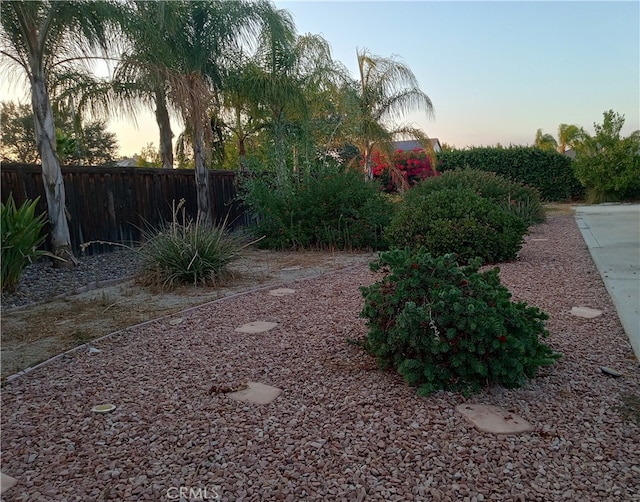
369;148;440;192
394;148;439;185
370;149;390;177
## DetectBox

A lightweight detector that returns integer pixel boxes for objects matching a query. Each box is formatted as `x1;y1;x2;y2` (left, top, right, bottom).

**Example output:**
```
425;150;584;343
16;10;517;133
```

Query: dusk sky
2;1;638;156
276;0;639;149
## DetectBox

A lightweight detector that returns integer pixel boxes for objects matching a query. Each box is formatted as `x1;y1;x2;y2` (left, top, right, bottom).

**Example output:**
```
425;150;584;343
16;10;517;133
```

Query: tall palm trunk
238;136;247;170
235;107;247;170
363;143;374;179
30;64;75;266
292;145;299;173
191;107;212;226
272;111;288;186
154;87;174;169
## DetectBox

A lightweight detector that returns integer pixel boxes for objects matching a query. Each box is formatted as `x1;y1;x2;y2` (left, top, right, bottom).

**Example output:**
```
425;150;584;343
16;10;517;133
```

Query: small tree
0;102;40;163
76;120;118;166
573;110;640;202
135;143;163;167
1;100;118;166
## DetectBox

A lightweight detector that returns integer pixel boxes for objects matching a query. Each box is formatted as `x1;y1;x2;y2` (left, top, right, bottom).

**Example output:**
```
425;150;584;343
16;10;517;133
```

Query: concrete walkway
574;204;640;362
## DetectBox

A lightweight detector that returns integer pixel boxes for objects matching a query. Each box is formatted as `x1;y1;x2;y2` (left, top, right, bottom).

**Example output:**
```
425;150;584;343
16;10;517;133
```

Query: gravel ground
1;250;141;310
1;214;639;501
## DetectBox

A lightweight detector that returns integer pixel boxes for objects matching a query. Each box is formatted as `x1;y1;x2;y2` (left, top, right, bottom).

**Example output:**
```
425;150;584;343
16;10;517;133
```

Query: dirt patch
1;248;376;380
544;202;577;215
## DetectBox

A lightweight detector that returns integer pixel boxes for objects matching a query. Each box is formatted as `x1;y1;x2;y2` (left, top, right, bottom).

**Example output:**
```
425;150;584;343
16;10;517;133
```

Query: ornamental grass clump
360;248;561;396
1;194;48;292
137;200;244;289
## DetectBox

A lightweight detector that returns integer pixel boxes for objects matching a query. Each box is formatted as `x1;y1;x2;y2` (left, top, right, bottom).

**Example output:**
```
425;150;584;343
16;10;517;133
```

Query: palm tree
353;48;434;178
535;124;581;154
557;123;581;154
123;0;292;225
535;128;558;152
250;31;330;183
110;1;190;170
0;1;124;265
287;36;352;174
221;59;270;170
226;29;348;183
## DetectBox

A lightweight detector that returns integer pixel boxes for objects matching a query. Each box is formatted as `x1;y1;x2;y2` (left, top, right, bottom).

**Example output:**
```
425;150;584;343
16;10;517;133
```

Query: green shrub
136;200;243;289
1;194;48;292
241;165;394;250
572;110;640;202
437;147;583;201
385;188;527;264
412;168;545;225
360;249;561;396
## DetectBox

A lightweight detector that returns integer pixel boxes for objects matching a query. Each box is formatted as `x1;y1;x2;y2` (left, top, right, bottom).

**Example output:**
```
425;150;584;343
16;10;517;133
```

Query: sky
2;1;638;156
274;0;640;149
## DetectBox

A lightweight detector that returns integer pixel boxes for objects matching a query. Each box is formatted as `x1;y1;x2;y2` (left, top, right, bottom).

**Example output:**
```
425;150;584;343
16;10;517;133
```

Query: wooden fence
1;164;248;255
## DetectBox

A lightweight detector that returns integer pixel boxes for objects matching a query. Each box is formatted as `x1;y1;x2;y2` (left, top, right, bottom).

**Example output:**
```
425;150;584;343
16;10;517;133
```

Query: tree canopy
1;100;118;165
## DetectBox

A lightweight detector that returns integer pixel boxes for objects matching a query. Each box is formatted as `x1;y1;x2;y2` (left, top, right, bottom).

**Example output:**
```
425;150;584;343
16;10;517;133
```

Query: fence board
1;164;248;255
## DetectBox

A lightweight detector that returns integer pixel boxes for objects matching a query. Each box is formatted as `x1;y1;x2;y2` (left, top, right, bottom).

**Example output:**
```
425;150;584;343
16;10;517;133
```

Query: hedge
437;147;583;201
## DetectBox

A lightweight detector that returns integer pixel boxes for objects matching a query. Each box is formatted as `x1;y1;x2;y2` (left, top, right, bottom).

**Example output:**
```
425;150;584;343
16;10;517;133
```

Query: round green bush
412;168;546;226
385;188;528;264
360;248;561;396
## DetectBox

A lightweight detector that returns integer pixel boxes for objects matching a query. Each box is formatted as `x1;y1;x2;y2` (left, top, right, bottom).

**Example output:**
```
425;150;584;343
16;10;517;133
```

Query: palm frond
375;88;434;122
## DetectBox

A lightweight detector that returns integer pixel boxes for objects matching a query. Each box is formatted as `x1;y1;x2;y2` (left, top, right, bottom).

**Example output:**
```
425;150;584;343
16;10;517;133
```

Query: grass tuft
136;199;245;289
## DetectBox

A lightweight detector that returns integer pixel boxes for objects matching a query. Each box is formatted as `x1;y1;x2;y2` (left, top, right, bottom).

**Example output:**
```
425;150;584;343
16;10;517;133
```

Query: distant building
394;138;442;154
113;156;139;167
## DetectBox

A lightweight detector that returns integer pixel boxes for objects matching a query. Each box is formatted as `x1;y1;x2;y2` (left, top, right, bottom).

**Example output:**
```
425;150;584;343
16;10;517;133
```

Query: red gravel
1;214;639;501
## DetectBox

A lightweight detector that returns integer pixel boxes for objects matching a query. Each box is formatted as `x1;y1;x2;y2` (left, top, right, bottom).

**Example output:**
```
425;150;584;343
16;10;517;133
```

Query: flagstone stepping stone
456;404;533;434
92;403;116;414
208;381;248;394
226;382;282;405
571;306;602;319
1;472;17;494
235;321;278;333
268;288;296;296
600;366;623;377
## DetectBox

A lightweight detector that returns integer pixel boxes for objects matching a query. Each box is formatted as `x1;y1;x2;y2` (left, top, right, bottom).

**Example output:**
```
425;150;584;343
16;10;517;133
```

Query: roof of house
113;157;139;167
394;138;442;152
